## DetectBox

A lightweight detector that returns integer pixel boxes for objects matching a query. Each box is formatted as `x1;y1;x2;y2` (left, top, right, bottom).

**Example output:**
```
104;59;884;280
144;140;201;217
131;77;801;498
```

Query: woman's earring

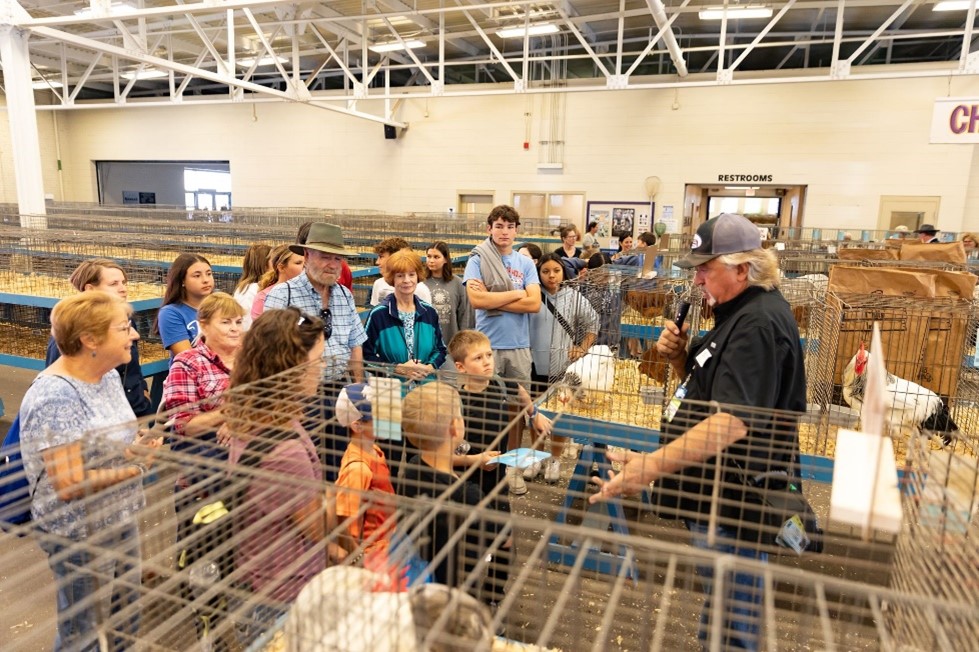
91;350;97;358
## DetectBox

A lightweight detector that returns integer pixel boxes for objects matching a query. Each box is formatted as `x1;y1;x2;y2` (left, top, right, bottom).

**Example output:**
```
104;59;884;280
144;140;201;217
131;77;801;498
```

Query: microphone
674;300;691;330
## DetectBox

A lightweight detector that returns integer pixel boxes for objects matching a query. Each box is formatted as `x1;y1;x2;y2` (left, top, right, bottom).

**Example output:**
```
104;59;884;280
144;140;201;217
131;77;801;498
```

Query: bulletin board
586;201;652;250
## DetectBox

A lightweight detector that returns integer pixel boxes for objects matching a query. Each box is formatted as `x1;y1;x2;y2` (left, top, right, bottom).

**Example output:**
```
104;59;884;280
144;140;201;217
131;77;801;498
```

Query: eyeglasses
111;323;135;333
320;308;333;340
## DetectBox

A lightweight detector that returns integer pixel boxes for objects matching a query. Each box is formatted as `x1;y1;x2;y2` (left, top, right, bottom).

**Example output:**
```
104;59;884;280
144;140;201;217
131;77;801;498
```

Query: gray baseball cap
675;213;762;269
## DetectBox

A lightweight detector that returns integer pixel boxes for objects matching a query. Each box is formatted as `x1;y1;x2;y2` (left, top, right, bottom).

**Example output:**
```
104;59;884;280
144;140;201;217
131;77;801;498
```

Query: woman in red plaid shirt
162;292;245;461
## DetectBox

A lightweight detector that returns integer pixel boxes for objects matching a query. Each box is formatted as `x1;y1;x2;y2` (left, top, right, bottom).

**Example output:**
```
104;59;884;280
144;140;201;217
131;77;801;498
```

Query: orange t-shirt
336;441;396;555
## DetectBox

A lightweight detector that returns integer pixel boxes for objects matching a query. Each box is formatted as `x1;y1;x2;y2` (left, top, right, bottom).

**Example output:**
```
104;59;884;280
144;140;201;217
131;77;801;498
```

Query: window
185;168;232;211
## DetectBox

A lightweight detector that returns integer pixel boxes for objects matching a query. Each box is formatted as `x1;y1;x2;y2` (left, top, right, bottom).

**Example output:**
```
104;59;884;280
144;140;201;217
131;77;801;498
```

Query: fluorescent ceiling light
32;80;64;90
497;23;560;38
366;15;415;27
698;6;773;19
74;1;135;18
933;0;975;10
121;69;168;80
236;55;288;68
368;39;425;54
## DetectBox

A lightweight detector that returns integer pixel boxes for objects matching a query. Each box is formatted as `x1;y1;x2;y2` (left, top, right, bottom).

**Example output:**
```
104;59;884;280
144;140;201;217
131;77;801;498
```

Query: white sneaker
507;468;528;496
522;460;542;480
544;459;561;483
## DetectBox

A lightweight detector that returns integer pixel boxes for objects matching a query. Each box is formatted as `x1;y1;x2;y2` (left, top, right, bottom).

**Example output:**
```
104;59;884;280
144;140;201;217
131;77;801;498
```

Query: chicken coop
804;264;979;461
0;227;170;373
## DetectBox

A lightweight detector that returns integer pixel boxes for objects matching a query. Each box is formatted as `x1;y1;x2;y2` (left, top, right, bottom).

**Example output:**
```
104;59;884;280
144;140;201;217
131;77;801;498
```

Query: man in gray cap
915;224;940;244
265;222;367;383
589;213;808;650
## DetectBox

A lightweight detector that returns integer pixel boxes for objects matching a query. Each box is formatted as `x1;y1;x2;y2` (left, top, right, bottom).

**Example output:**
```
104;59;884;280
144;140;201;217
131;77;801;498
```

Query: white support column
0;25;47;223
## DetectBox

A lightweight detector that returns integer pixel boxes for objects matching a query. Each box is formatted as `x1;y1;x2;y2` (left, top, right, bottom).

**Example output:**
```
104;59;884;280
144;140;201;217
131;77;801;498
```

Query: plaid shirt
162;341;232;436
264;271;367;380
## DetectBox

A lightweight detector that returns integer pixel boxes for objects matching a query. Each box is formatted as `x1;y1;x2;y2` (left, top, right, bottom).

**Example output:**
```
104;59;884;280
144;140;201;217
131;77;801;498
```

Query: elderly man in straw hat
265;223;369;480
265;222;367;383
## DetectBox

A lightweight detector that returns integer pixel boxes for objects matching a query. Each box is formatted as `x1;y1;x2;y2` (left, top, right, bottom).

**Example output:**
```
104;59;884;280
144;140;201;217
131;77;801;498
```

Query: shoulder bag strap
543;294;577;341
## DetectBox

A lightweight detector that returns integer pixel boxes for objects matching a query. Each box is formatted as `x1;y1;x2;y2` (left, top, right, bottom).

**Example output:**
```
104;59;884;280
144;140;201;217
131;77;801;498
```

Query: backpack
0;415;33;530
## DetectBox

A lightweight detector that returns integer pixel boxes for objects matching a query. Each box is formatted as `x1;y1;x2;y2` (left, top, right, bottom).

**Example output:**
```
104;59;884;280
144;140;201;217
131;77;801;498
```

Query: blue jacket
363;294;447;368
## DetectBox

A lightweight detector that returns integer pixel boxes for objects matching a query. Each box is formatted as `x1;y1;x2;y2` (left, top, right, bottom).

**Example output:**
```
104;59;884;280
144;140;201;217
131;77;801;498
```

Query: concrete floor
0;365;56;652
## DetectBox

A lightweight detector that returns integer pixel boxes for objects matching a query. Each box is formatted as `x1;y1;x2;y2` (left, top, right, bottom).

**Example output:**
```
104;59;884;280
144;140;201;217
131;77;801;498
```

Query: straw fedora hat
290;223;350;256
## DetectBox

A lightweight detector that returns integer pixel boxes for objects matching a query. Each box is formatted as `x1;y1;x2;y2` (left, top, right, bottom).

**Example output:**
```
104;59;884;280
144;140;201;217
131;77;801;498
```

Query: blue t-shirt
463;249;539;350
158;302;201;363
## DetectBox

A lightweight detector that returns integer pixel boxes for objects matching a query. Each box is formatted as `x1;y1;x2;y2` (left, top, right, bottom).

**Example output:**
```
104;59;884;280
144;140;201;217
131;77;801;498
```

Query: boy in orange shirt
334;383;397;569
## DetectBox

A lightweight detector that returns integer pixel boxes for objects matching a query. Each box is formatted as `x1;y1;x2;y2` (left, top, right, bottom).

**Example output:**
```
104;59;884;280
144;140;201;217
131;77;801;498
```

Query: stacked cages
2;211;474;305
5;358;979;651
888;435;979;649
0;228;171;366
804;287;979;461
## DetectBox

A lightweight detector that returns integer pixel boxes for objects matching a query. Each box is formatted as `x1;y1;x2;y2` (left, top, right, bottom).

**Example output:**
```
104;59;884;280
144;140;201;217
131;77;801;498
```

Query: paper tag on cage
775;514;810;555
368;376;403;442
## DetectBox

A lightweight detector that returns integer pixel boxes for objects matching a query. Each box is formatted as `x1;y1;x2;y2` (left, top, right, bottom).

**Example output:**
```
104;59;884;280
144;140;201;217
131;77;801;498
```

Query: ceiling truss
0;0;976;125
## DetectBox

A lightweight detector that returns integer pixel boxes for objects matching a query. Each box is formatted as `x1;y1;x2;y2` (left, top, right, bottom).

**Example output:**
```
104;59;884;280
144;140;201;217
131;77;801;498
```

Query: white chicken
842;342;958;446
555;344;616;405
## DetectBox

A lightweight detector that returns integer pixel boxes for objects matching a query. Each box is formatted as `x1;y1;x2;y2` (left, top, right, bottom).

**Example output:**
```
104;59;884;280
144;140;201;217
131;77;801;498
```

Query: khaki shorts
494;348;532;400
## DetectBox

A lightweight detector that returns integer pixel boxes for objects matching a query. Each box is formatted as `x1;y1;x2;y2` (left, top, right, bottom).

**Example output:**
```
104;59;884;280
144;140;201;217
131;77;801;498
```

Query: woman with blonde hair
45;258;152;417
162;291;246;647
20;292;161;651
234;243;272;330
961;232;978;259
163;292;245;448
251;244;305;321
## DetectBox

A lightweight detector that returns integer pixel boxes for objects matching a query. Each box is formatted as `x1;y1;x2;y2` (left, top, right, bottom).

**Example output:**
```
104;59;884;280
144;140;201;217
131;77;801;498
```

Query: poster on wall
660;205;678;233
122;191;139;205
586;201;650;250
636;210;652;234
138;192;157;205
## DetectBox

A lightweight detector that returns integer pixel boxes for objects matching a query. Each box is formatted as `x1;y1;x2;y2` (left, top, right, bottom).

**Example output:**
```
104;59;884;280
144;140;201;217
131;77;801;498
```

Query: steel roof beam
728;0;797;73
27;23;404;124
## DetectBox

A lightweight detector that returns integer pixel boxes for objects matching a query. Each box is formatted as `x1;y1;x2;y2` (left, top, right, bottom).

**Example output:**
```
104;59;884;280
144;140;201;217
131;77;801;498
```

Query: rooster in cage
555;345;616;406
842;342;958;446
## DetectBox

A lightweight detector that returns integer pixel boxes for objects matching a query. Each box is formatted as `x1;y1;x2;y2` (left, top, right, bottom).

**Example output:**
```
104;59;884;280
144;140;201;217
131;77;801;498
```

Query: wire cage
804;289;979;461
888;435;979;649
0;230;175;365
540;269;696;413
777;254;839;277
6;357;979;652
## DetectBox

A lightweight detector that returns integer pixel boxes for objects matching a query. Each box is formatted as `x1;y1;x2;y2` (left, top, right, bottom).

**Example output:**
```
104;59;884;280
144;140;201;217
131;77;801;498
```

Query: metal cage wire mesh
4;356;979;651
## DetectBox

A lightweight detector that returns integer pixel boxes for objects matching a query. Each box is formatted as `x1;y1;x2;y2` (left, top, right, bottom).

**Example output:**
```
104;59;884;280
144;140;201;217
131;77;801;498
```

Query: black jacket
653;286;806;531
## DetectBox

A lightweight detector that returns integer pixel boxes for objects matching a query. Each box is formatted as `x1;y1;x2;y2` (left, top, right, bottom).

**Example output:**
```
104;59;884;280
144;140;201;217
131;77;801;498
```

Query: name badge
664;383;686;423
695;348;713;368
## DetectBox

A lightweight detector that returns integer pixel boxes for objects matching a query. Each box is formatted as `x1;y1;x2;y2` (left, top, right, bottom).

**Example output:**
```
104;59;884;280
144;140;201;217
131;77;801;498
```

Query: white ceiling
4;0;979;123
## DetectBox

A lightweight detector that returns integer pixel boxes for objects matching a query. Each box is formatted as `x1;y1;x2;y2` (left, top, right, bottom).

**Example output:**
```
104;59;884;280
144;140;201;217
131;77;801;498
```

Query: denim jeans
685;520;768;651
38;521;142;652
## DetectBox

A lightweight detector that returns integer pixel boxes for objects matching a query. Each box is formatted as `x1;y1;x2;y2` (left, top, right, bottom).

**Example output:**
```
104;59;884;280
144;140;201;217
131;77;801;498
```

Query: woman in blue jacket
364;249;446;382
